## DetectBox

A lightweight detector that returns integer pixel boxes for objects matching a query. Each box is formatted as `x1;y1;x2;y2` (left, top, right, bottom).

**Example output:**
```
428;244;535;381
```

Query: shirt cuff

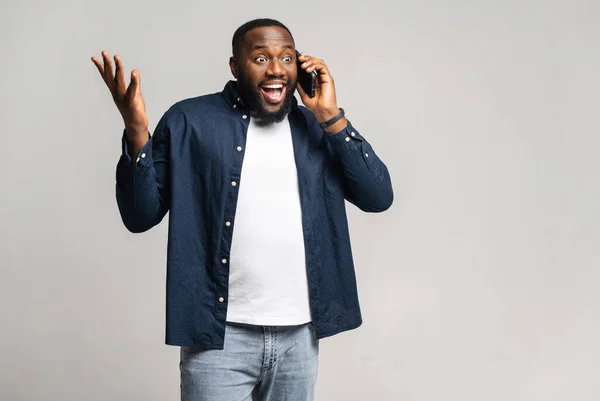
324;120;364;151
120;129;152;165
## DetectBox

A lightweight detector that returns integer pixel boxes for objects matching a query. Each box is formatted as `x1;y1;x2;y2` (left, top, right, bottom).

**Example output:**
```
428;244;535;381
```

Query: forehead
242;26;294;52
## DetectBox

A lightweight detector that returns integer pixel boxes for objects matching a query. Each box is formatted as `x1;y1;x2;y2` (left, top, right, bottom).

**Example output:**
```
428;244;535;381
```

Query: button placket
218;109;245;312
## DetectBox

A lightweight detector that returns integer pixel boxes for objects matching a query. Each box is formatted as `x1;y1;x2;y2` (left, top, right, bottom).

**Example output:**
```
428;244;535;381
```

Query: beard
236;72;296;126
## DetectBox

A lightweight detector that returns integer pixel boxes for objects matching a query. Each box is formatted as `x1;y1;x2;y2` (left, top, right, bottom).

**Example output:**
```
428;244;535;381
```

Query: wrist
318;107;345;130
323;117;348;134
125;124;149;140
316;107;341;123
124;124;149;158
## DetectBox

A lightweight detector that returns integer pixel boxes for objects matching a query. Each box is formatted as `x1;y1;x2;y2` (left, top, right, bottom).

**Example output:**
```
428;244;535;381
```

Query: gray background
1;0;598;400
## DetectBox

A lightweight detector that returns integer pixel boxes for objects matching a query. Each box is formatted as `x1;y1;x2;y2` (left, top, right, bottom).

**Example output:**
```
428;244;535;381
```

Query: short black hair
231;18;295;59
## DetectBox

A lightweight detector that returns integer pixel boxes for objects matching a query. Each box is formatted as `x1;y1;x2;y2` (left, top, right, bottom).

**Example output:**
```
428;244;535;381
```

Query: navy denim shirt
115;80;393;349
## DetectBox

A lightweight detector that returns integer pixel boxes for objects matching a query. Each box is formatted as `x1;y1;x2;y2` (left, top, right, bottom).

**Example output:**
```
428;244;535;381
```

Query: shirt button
221;258;227;264
231;181;237;187
345;137;351;142
233;104;237;108
225;221;231;227
136;157;140;162
141;153;146;158
365;153;369;158
350;132;356;137
219;297;224;303
242;115;248;119
236;146;243;152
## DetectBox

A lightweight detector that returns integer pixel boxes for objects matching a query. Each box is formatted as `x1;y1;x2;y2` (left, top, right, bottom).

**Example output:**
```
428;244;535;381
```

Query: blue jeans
180;322;320;401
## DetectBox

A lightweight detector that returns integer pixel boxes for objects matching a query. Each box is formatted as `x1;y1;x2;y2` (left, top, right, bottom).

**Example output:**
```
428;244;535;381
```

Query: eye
255;56;267;63
282;56;292;62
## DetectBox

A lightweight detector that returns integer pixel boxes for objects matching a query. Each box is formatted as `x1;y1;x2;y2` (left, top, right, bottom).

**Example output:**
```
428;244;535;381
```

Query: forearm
324;119;393;212
125;124;149;160
116;130;169;232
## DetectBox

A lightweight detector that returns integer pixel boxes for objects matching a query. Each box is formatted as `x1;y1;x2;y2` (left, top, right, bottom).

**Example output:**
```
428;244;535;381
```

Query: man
92;18;393;401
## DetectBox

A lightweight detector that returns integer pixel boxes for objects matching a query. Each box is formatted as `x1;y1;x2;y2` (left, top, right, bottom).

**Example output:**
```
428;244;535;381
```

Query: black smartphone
296;50;317;98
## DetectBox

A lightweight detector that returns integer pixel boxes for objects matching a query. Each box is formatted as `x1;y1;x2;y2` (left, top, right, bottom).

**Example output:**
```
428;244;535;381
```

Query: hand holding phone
296;50;318;98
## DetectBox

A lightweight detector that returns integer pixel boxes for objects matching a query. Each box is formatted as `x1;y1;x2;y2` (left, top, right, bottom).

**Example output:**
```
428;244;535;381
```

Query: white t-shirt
225;115;312;325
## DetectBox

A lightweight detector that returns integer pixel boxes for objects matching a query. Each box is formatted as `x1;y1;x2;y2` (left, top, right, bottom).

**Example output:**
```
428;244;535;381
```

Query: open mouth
260;83;286;104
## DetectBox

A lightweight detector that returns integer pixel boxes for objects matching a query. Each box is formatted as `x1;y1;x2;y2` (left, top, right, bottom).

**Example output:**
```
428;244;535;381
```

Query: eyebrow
251;44;294;51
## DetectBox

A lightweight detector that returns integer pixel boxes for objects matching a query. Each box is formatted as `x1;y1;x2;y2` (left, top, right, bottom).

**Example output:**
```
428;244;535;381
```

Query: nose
266;59;284;77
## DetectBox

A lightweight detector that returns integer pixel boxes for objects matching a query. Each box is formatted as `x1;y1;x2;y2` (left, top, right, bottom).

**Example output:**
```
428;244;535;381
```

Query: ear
229;57;238;79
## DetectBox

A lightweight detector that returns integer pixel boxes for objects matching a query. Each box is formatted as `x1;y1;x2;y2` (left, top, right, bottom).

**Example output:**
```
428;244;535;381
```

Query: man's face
231;26;298;124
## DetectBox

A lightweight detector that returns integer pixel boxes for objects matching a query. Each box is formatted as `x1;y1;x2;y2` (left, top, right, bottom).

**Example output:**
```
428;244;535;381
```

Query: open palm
91;50;148;132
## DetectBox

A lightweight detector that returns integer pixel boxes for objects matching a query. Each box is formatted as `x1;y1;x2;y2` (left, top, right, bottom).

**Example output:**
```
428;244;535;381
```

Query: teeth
263;84;283;89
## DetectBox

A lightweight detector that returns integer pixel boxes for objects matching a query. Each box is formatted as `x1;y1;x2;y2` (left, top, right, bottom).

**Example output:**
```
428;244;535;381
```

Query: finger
300;57;324;69
114;55;127;96
299;54;321;67
298;52;316;62
309;64;334;89
307;63;322;73
91;56;105;77
101;50;115;89
126;69;141;100
305;60;329;75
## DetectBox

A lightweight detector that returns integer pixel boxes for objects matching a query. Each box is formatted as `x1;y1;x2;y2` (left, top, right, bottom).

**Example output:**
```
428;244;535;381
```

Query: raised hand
91;51;149;148
295;52;347;133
